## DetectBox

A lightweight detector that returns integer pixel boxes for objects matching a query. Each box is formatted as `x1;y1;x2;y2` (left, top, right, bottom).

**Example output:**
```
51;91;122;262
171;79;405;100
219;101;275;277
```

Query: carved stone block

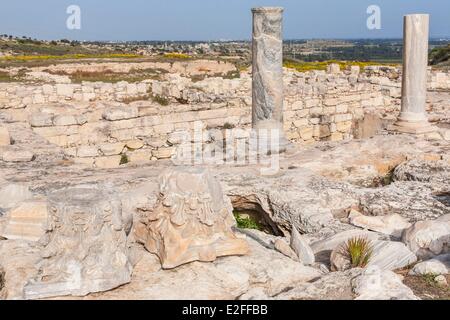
24;186;132;299
136;167;249;269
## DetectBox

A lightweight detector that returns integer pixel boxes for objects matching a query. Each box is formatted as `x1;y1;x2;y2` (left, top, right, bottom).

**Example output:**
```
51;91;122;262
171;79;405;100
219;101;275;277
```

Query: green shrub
119;154;129;165
152;94;170;106
340;237;374;268
233;211;263;231
223;122;235;129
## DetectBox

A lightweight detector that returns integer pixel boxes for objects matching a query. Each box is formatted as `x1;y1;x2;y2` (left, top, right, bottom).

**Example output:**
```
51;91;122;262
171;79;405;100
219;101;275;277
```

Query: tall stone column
252;7;284;132
392;14;434;134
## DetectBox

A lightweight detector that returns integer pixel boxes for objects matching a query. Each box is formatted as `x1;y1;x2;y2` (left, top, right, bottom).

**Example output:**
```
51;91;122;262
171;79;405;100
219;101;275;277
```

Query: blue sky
0;0;448;41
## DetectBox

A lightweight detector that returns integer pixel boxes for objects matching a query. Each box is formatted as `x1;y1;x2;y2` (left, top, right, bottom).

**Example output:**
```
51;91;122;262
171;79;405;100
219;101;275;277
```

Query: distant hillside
430;44;450;68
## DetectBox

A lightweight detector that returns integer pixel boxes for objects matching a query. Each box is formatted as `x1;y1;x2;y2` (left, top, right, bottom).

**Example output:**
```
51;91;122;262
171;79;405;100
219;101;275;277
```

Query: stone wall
0;82;152;108
0;66;449;167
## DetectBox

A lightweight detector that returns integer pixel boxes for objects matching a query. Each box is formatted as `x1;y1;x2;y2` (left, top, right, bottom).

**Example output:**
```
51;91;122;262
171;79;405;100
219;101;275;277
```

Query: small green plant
421;273;440;287
223;122;235;130
340;236;374;268
233;211;262;231
119;154;129;165
175;97;189;105
152;94;170;106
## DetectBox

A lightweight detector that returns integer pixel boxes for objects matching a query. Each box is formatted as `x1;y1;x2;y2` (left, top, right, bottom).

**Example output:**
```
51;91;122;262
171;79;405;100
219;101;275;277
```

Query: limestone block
128;149;152;163
152;147;176;159
102;106;138;121
328;132;344;141
336;121;352;132
125;139;144;150
298;126;313;141
23;186;132;299
1;200;48;241
323;106;336;115
336;104;348;113
42;84;54;95
52;115;79;126
291;101;303;111
73;157;95;166
285;130;300;141
304;98;320;108
1;149;35;162
153;123;175;134
56;84;74;97
30;113;54;127
136;167;249;269
77;145;99;158
313;124;331;138
292;119;308;128
95;155;122;169
0;127;10;146
99;142;125;156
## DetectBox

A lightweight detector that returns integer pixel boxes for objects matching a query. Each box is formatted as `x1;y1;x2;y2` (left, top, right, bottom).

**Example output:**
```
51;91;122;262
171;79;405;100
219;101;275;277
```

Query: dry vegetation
283;59;399;73
47;68;167;83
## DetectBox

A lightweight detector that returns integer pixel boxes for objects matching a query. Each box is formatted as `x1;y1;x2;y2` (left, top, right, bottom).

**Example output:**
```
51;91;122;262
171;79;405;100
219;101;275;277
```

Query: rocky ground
0;124;449;299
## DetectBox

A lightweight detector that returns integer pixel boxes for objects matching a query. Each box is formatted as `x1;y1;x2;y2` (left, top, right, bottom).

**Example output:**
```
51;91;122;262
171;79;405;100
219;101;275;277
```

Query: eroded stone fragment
290;226;315;265
136;167;249;269
348;210;411;238
402;219;450;259
353;266;419;300
23;186;132;299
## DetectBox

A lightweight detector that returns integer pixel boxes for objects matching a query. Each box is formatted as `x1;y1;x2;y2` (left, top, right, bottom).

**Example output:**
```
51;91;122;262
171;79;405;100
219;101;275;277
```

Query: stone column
392;14;434;134
252;7;284;132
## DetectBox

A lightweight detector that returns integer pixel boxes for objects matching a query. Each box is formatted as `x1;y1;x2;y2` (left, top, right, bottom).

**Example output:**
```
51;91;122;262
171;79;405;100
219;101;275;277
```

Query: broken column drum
137;167;249;269
24;186;132;299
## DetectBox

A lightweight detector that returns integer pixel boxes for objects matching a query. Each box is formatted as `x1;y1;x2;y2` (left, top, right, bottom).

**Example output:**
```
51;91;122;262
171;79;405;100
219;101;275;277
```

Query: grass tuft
340;236;374;268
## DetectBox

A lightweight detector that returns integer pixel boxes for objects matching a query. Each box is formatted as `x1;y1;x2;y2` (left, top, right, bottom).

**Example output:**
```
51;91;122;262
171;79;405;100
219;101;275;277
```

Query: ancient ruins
0;8;449;300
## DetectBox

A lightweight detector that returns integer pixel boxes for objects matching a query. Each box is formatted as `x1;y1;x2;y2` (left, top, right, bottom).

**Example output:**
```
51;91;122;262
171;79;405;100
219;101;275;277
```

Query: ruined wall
0;67;449;167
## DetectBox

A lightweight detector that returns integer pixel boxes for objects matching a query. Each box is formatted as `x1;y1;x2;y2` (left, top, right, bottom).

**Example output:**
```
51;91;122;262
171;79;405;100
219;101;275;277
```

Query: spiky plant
340;236;374;268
